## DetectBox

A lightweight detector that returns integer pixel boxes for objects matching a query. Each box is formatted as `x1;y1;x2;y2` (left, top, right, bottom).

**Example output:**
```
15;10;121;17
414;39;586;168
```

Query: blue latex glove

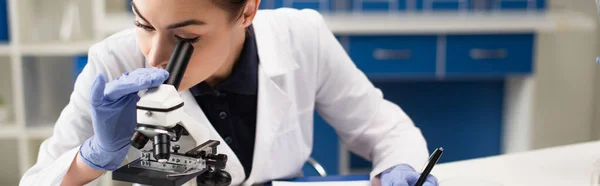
380;164;438;186
79;68;169;171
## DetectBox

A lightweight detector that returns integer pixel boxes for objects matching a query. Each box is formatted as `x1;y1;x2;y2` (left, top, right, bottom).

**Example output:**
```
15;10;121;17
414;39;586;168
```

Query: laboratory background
1;0;600;185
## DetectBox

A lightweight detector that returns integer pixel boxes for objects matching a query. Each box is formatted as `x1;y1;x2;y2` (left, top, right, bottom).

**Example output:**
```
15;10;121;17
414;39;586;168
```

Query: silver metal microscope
112;40;231;186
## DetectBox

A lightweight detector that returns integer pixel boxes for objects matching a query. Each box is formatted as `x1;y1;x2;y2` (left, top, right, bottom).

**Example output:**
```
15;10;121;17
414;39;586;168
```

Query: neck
205;27;247;87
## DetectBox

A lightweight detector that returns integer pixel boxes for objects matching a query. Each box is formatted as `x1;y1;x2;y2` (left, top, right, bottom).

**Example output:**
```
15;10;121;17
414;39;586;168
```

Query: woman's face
132;0;252;91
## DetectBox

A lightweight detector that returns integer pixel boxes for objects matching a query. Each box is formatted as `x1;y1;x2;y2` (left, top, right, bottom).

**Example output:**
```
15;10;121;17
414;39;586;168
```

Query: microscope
112;40;232;186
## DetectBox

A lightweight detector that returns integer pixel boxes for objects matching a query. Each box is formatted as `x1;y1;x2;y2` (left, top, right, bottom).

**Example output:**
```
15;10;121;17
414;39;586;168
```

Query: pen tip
438;147;444;151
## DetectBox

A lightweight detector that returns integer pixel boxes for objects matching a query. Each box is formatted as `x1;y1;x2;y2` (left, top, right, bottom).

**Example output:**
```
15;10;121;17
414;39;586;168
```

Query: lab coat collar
252;11;300;77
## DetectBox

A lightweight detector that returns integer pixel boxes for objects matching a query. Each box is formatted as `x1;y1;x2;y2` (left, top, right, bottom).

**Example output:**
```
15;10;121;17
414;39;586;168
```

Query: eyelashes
134;21;154;31
134;21;200;43
175;35;200;43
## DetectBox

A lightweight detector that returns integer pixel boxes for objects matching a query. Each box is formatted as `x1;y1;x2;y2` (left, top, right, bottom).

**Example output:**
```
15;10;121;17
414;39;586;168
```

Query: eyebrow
131;2;150;25
166;20;205;29
131;1;205;30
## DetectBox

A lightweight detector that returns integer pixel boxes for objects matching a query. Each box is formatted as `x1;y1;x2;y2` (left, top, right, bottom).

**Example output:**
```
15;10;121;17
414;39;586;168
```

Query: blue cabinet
73;55;88;82
342;34;534;78
348;35;438;78
313;79;507;173
0;0;9;42
307;114;340;176
445;34;534;76
347;80;505;170
258;0;546;11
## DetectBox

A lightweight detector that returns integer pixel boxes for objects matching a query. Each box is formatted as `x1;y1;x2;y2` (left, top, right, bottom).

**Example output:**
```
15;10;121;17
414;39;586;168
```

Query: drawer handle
373;49;412;60
470;48;508;60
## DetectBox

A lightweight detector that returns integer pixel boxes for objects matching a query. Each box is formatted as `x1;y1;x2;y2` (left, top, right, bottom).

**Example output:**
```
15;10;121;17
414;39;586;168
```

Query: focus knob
172;144;181;153
206;154;227;170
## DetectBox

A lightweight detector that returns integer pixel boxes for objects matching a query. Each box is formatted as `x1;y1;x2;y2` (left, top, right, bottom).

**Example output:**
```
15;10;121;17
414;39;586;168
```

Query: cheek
179;36;232;90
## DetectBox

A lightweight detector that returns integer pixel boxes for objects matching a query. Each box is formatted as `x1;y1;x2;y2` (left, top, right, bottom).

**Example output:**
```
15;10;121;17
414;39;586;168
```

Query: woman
20;0;438;185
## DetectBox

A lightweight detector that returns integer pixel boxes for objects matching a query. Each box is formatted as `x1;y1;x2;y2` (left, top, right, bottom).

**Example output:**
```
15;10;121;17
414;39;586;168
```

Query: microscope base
112;159;207;186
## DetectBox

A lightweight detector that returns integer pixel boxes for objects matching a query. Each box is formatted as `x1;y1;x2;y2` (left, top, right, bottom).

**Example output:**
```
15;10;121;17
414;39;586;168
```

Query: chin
177;82;193;92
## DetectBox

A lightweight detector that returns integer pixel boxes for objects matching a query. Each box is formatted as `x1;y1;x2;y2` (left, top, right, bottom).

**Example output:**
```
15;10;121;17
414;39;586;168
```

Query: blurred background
1;0;600;185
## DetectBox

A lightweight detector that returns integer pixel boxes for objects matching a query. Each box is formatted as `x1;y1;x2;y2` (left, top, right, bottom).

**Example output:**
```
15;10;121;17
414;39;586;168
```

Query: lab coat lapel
244;12;299;184
179;90;246;185
244;65;293;185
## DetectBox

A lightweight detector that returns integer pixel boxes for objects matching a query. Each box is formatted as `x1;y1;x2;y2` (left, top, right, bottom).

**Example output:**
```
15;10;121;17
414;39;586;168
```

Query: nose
147;36;173;69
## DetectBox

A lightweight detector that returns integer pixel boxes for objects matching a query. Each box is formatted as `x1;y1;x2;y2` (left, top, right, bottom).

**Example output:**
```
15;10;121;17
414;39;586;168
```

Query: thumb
424;175;438;186
90;73;107;106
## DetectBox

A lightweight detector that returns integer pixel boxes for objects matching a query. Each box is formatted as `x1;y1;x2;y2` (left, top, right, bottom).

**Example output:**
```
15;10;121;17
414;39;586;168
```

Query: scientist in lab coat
20;0;437;186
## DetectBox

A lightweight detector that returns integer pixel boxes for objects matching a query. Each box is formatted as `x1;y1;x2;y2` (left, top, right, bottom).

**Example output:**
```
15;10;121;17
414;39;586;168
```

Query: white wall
530;0;600;149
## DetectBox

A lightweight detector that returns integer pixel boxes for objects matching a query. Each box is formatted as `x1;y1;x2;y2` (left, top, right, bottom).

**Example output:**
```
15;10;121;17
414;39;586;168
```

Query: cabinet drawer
417;0;470;11
491;0;546;10
348;35;437;77
445;34;534;76
259;0;333;11
347;0;410;12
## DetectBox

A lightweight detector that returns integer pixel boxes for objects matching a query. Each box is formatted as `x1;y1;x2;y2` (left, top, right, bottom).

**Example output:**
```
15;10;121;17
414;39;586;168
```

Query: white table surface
431;141;600;186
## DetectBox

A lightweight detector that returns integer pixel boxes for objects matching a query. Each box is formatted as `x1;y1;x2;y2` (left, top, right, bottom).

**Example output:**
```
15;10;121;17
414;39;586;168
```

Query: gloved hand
380;164;438;186
79;68;169;171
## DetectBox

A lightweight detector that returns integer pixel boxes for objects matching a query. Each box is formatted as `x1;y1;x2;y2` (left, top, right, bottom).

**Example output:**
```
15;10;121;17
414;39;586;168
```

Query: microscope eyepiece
164;40;194;90
153;134;171;162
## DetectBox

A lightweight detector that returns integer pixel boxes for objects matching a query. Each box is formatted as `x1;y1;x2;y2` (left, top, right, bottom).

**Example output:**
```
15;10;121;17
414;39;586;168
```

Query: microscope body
131;84;210;162
134;84;206;157
136;84;183;130
112;41;231;186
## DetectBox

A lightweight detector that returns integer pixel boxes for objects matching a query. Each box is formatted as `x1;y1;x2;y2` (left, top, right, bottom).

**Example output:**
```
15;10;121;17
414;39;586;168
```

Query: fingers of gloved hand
405;173;420;184
406;174;439;186
381;171;410;186
90;74;108;107
393;164;416;172
381;178;410;186
104;68;169;101
126;68;169;86
423;175;439;186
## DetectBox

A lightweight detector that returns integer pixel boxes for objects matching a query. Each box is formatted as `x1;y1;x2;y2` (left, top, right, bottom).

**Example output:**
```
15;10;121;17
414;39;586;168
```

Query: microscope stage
112;160;206;186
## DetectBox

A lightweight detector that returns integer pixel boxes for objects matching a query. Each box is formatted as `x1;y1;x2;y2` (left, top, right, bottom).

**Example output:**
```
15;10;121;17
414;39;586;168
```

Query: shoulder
253;8;331;67
89;28;138;58
255;8;328;38
255;8;326;26
87;29;145;80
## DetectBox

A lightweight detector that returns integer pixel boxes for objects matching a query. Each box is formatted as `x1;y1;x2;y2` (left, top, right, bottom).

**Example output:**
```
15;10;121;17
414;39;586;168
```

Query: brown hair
212;0;248;21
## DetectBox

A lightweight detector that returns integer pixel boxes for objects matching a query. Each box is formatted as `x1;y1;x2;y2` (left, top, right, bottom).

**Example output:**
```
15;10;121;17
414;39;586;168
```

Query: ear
240;0;260;27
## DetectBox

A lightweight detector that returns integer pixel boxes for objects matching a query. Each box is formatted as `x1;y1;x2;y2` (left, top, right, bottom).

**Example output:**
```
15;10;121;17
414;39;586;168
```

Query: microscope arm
175;109;211;148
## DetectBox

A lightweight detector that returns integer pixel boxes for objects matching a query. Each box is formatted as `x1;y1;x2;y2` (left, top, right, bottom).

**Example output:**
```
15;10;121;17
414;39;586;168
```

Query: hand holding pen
380;147;443;186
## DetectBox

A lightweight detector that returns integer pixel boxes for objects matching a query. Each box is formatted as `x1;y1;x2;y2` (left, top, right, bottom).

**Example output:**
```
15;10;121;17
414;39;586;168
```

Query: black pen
415;147;444;186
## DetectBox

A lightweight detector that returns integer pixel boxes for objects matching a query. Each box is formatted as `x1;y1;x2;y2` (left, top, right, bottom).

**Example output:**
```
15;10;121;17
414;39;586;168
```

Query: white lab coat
19;8;429;186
